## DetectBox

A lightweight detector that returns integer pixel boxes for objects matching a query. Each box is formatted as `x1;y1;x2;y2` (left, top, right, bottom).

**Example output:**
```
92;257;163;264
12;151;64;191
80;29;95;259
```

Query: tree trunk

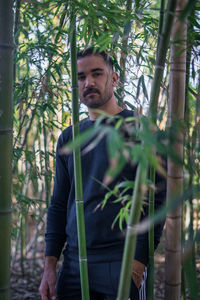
165;1;187;299
0;0;14;299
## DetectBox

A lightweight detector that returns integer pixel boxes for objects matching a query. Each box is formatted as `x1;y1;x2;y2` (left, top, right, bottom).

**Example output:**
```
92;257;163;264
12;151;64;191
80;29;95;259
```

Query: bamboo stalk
117;164;148;300
43;114;51;208
148;165;155;300
13;0;21;83
156;0;166;56
118;0;133;103
182;10;199;299
149;0;177;122
148;3;166;298
165;1;187;299
0;1;13;299
117;1;177;299
20;214;25;276
70;5;90;300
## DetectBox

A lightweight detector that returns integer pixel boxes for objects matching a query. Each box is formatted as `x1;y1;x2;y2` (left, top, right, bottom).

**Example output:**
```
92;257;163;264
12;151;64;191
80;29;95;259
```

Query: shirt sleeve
134;165;166;266
45;131;70;259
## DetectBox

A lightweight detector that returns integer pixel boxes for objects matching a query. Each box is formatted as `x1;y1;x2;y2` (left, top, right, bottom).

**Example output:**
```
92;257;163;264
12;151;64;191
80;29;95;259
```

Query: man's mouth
83;89;100;97
86;92;98;96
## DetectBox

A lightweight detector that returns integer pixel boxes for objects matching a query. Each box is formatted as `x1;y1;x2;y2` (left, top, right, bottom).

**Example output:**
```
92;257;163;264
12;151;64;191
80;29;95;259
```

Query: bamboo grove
1;0;199;299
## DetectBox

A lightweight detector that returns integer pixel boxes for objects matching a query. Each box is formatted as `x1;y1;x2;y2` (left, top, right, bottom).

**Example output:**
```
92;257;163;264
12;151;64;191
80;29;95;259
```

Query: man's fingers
39;262;58;300
49;283;58;300
39;280;53;300
40;289;49;300
132;260;145;288
132;271;143;288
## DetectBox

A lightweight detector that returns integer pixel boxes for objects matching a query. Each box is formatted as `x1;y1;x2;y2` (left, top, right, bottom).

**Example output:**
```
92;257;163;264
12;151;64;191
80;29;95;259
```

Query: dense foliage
11;0;200;298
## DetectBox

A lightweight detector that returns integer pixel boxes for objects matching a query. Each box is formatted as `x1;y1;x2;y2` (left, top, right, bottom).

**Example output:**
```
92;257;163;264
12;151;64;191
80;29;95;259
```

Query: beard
80;88;113;109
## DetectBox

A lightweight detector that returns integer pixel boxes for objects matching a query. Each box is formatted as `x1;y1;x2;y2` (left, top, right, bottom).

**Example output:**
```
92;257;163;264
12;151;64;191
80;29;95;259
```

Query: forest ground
11;232;200;300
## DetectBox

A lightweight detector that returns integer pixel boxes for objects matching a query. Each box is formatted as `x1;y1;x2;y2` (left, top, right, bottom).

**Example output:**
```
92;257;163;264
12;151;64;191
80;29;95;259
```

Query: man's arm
39;131;71;299
39;256;58;300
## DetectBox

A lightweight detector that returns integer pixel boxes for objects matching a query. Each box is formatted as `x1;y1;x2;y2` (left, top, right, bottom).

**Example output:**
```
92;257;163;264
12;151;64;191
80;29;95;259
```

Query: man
39;48;165;300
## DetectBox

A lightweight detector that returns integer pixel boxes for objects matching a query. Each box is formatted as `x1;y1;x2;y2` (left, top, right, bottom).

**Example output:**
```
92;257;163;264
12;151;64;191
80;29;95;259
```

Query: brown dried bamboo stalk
165;1;187;299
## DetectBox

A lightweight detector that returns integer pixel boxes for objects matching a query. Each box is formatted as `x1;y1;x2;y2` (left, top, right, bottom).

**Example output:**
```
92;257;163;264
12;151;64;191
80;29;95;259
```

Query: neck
88;97;124;120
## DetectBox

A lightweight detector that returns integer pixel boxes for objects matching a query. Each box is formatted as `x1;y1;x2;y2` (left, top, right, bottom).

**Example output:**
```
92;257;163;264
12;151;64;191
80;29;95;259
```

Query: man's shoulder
57;126;72;148
58;117;92;144
120;109;135;118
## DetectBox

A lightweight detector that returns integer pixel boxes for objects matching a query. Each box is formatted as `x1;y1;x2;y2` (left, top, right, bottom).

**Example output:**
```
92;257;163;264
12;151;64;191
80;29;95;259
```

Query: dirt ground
11;234;199;300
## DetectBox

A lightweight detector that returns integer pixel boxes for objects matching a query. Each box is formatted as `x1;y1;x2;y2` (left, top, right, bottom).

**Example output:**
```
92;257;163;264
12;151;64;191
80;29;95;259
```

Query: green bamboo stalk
20;213;25;276
118;0;133;103
117;164;148;300
43;114;51;208
19;159;29;275
182;17;199;297
13;0;21;83
148;3;166;298
13;104;37;173
184;10;195;258
156;0;165;56
117;1;177;299
70;5;90;300
148;165;155;300
181;13;194;298
149;0;177;122
0;1;13;299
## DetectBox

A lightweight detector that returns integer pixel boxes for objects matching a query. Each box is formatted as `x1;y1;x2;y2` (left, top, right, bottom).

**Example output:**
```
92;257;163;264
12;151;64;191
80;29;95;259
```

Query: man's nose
85;76;95;88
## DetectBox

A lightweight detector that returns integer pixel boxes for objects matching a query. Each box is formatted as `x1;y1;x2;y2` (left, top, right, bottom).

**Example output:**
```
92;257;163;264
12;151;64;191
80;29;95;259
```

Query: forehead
77;55;109;73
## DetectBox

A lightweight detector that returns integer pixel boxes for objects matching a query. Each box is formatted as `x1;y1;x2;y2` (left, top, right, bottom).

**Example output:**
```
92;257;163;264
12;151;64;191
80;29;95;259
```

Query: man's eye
93;73;102;77
78;76;85;81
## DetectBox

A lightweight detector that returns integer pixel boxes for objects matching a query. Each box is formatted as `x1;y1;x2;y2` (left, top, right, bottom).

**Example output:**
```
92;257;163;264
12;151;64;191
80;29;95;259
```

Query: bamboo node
165;247;181;253
0;209;12;215
0;285;10;292
0;43;14;50
0;128;13;135
165;281;181;287
169;68;186;73
127;224;135;229
127;224;137;234
79;257;88;262
166;215;182;219
155;65;165;70
76;200;84;203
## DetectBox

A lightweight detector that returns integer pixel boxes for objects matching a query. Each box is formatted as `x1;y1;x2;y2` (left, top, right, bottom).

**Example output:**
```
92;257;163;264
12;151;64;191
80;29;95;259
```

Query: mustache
83;88;100;97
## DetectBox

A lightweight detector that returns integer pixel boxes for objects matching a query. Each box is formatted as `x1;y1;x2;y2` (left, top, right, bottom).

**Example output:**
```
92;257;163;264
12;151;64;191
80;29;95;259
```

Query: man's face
77;55;117;109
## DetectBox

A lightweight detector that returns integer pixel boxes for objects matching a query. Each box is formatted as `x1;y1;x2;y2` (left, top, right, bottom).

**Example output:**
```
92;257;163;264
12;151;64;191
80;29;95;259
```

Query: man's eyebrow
91;68;104;72
78;68;104;76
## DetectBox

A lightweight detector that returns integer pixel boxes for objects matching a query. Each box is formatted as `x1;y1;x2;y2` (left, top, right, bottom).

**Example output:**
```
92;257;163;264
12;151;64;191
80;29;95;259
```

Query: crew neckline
87;109;130;123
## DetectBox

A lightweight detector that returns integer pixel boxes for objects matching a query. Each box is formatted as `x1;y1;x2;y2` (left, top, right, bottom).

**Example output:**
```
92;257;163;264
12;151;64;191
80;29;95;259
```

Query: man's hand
39;256;58;300
132;259;145;289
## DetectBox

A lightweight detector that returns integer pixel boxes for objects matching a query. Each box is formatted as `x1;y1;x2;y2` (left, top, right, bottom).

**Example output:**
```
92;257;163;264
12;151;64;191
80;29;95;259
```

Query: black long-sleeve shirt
45;109;166;265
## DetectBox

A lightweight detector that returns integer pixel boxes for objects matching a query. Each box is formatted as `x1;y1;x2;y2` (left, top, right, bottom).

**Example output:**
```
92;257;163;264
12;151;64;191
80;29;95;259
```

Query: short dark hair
77;47;114;70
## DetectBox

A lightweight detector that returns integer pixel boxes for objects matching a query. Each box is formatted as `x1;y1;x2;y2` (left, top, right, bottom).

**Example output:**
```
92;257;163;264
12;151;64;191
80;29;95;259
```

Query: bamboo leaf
141;74;148;100
60;126;99;154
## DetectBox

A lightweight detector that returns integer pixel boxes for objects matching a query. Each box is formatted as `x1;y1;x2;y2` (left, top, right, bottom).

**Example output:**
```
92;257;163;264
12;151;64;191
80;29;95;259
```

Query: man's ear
112;72;118;87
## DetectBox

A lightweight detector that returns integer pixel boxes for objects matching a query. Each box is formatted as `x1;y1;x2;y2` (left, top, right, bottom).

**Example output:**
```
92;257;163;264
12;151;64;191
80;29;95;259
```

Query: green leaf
60;126;100;154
